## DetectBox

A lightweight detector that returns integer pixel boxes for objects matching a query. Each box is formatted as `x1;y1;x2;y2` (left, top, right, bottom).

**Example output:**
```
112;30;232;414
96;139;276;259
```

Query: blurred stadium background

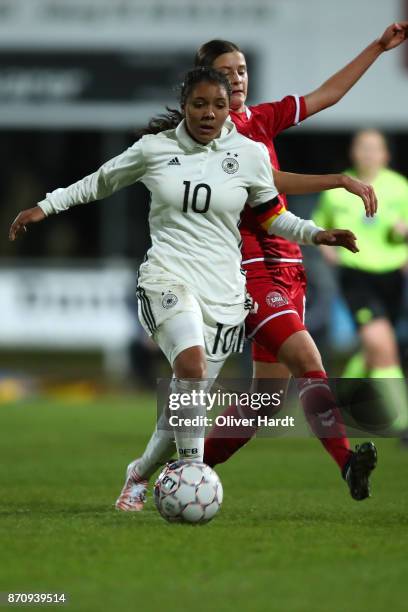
1;0;408;400
1;4;408;610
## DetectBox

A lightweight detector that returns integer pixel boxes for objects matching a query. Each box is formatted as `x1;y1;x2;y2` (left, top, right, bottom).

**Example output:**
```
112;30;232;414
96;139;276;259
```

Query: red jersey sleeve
255;95;307;138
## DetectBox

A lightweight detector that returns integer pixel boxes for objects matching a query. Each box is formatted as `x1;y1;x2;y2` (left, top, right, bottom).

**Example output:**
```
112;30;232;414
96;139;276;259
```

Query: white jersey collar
176;119;237;151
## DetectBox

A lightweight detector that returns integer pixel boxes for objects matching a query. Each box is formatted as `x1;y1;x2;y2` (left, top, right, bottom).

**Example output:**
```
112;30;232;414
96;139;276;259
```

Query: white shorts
136;275;246;366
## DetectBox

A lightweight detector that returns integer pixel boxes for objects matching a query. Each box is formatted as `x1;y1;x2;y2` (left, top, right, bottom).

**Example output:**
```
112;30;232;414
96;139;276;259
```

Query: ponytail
135;107;183;140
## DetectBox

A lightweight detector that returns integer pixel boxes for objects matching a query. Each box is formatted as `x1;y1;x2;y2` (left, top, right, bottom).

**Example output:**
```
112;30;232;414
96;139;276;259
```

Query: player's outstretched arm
250;150;362;247
9;143;146;241
304;22;408;117
314;229;359;253
9;206;46;241
252;202;358;252
24;144;146;224
273;169;377;217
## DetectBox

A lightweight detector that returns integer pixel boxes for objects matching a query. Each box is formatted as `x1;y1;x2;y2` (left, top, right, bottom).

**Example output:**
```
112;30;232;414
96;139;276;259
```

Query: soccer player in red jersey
198;22;408;498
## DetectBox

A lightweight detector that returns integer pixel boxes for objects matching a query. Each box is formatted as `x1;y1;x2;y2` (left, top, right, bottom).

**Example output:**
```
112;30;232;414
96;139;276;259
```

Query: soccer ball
154;460;223;524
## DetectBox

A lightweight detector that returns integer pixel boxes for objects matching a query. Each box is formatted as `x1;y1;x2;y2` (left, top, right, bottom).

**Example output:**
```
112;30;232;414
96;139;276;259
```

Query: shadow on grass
2;499;407;529
0;504;162;523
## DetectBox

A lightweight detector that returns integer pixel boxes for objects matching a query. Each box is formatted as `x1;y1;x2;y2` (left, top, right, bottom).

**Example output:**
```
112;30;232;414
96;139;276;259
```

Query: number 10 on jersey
183;181;212;214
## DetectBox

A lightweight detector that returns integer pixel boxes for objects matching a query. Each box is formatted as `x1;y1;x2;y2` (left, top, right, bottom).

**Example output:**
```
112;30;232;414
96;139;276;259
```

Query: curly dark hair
135;66;231;139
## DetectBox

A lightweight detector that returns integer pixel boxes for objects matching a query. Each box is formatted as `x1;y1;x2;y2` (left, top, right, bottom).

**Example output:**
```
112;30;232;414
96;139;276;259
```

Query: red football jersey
230;95;307;265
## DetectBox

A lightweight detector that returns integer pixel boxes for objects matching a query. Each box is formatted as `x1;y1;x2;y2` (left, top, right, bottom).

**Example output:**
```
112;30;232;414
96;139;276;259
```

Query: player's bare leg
360;318;399;370
116;339;225;511
204;362;290;465
360;318;408;435
206;329;352;471
205;328;378;499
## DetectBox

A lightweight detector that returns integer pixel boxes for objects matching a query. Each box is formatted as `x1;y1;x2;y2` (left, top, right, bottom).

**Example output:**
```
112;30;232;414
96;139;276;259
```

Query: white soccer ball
154;460;223;524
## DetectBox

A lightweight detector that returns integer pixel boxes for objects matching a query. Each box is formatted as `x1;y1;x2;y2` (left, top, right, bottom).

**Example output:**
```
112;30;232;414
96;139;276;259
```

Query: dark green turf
0;396;407;611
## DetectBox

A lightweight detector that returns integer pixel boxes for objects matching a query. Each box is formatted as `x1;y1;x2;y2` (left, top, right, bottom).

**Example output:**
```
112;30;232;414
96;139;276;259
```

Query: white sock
137;361;225;476
136;411;176;479
171;378;210;462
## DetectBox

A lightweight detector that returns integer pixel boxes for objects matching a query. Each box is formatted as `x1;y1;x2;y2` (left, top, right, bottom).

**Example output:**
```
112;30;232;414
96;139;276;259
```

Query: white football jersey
38;119;279;316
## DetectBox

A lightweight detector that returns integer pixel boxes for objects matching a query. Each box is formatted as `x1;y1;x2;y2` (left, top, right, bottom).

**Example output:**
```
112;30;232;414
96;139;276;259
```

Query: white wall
0;0;407;128
254;0;408;128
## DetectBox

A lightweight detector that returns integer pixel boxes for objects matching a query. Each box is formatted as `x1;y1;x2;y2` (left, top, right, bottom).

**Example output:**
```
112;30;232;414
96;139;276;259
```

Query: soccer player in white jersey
9;68;369;511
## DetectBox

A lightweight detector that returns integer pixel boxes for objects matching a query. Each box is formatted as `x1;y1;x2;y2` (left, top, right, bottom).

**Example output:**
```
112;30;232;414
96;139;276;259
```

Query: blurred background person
313;129;408;439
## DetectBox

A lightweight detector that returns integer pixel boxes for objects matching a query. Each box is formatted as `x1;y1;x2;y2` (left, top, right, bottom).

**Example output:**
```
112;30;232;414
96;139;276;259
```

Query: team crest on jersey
266;291;288;308
161;291;178;309
222;157;239;174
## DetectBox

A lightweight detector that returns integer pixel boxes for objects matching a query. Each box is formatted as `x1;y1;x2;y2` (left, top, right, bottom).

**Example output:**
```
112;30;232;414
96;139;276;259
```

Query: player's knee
173;346;208;379
182;361;208;379
362;321;397;360
175;358;208;379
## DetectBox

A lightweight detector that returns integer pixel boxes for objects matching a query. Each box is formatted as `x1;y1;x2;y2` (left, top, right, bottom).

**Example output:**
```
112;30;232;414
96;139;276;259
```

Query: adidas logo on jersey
168;157;181;166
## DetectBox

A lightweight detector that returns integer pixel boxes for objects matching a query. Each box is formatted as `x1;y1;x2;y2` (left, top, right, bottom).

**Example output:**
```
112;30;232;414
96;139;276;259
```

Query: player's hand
341;175;377;217
314;229;359;253
9;206;46;241
378;22;408;51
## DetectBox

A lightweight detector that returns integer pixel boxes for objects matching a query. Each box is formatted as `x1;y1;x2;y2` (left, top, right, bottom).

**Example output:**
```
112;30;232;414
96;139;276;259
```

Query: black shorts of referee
338;266;404;327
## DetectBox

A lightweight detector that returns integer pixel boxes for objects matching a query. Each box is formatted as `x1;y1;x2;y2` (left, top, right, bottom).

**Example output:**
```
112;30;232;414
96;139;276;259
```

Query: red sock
204;372;352;471
297;371;352;470
204;404;257;468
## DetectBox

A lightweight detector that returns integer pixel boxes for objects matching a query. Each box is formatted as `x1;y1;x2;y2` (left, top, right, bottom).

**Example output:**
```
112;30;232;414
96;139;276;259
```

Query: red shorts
245;264;307;363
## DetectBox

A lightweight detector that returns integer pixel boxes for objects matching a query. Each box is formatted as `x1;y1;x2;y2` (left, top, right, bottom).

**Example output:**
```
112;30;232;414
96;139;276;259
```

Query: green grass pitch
0;395;407;612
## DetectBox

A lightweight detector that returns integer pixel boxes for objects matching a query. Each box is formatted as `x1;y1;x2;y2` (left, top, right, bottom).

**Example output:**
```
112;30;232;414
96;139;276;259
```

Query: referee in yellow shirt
314;129;408;437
